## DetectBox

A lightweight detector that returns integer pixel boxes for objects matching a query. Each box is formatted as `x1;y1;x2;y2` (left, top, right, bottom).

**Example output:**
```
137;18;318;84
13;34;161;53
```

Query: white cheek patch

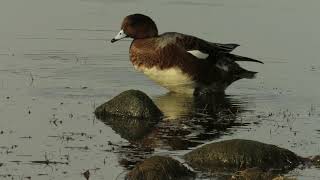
187;50;209;59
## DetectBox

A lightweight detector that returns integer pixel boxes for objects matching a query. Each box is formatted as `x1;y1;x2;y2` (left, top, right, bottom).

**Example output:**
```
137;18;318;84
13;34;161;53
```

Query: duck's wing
171;32;239;54
209;43;239;53
172;33;263;64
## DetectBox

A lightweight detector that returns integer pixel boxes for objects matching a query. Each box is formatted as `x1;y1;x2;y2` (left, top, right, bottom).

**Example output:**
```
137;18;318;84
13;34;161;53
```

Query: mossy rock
126;156;194;180
184;139;303;172
95;90;162;119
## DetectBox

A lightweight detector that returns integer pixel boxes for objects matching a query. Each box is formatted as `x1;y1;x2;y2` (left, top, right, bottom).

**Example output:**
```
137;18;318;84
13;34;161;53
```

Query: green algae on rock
126;156;194;180
184;139;303;172
95;90;162;119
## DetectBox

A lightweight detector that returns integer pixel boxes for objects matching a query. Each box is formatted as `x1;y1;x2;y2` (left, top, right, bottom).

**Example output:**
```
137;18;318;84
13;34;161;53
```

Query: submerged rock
126;156;194;180
95;90;162;119
184;139;303;172
231;168;297;180
95;90;162;141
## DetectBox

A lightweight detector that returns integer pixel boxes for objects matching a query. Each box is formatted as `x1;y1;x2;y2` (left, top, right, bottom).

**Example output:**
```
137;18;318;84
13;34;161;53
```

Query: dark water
0;0;319;179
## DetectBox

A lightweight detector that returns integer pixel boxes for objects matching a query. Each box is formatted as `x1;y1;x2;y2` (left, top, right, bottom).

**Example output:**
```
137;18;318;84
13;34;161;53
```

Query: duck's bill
111;29;127;43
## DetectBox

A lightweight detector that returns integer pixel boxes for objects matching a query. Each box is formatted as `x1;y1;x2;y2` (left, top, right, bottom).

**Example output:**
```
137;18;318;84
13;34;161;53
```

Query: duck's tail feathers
236;69;258;79
213;43;240;52
227;54;264;64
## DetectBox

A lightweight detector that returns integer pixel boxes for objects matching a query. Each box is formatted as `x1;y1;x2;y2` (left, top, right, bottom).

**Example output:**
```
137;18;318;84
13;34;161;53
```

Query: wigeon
111;14;263;95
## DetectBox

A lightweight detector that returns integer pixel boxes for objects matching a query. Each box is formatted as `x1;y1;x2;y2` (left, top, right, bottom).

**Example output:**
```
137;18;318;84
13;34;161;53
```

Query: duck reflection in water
154;92;244;121
152;93;248;146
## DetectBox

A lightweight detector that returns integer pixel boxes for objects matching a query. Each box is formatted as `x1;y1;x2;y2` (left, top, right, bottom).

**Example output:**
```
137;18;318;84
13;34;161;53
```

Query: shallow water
0;0;319;179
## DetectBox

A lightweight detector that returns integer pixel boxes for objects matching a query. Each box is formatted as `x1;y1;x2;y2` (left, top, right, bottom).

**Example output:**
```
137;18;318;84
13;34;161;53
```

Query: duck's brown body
130;37;196;93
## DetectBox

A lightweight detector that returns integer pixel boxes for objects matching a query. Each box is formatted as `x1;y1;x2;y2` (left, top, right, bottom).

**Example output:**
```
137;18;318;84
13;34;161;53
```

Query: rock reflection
98;116;158;142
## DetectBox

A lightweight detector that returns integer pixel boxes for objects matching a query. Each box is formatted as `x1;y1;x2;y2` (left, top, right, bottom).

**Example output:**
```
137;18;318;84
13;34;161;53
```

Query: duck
111;14;263;95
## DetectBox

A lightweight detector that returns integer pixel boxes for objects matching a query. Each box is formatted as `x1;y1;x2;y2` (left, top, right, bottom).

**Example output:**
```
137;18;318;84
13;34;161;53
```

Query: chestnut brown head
111;14;158;43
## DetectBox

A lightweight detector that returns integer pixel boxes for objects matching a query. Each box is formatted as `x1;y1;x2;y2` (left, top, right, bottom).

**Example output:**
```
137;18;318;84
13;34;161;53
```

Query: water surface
0;0;319;179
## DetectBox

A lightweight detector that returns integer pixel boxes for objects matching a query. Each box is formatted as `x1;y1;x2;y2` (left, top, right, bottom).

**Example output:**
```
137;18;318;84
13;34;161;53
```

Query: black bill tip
111;38;117;43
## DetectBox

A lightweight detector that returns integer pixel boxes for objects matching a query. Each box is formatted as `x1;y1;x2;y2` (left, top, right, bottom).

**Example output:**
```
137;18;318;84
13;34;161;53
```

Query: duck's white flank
187;50;209;59
134;66;195;94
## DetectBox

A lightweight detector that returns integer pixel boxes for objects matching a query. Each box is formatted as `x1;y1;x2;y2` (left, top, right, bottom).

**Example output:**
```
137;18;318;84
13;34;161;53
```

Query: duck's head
111;14;158;43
